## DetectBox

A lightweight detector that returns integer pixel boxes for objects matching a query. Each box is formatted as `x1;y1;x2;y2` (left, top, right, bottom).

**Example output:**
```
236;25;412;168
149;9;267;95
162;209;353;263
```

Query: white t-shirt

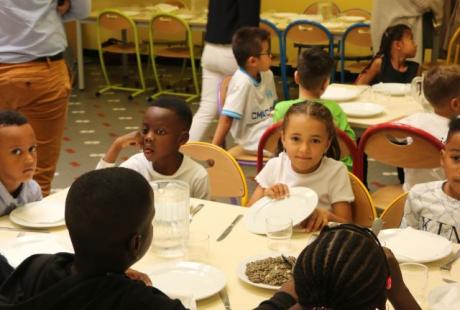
401;181;460;243
222;68;277;153
396;112;448;191
96;153;210;199
255;152;354;209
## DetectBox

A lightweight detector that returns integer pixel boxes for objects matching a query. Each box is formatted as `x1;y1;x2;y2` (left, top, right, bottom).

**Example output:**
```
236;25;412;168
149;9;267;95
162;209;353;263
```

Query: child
255;224;420;310
273;48;356;170
401;118;460;243
0;167;189;309
397;64;460;191
212;26;277;154
0;110;42;216
248;101;354;232
97;97;209;199
356;24;419;85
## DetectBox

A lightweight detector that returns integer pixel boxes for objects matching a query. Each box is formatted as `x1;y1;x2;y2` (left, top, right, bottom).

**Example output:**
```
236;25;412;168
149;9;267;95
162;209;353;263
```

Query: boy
0;110;42;216
272;48;355;169
397;64;460;191
212;27;277;154
97;98;209;199
401;118;460;243
0;167;188;309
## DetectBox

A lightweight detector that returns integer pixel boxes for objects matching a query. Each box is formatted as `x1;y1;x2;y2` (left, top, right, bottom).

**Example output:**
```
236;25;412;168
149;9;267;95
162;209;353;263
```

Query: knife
216;214;243;242
219;289;232;310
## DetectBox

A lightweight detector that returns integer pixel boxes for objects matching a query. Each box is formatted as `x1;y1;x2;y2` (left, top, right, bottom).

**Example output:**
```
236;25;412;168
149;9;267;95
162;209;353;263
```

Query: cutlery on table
0;226;49;234
216;214;243;242
440;249;460;271
370;218;383;237
190;203;204;222
281;254;294;270
442;278;458;284
219;288;232;310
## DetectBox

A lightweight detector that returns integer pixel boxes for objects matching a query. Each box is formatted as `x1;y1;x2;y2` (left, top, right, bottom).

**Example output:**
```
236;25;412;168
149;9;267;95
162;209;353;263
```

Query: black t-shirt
373;56;419;84
205;0;260;44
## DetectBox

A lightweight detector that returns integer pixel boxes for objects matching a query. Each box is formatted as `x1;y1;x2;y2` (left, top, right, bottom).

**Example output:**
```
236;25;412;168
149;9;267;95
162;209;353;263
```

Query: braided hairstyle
293;224;389;310
282;101;341;160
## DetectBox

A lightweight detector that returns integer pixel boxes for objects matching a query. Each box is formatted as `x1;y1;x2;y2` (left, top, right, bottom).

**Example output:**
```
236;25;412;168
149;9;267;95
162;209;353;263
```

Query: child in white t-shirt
397;64;460;191
401;118;460;243
248;101;354;232
212;27;277;154
96;98;209;199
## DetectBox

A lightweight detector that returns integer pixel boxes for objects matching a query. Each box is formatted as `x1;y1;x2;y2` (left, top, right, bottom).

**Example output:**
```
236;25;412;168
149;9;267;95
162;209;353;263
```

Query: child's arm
329;201;353;223
57;0;71;16
301;202;352;232
212;115;233;147
103;131;143;164
355;57;382;85
248;184;290;206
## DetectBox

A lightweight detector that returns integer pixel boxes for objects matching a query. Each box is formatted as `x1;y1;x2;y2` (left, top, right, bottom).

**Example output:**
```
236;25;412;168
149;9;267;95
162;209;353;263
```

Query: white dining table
1;196;459;309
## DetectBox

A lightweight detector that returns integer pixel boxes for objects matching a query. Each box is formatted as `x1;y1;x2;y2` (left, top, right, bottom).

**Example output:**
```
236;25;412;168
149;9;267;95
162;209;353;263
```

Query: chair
380;192;408;229
355;123;444;211
282;20;335;99
340;8;371;19
336;127;358;169
339;23;373;83
180;142;249;206
349;172;376;228
446;26;460;65
148;13;200;102
260;19;283;66
96;10;146;99
304;1;341;15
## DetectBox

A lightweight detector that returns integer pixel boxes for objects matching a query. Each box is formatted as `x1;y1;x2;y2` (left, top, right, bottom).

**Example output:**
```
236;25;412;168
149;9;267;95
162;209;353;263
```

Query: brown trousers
0;59;70;196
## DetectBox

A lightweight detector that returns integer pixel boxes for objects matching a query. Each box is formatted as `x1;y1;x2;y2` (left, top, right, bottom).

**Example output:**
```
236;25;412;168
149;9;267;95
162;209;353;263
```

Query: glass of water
265;216;293;252
399;263;428;307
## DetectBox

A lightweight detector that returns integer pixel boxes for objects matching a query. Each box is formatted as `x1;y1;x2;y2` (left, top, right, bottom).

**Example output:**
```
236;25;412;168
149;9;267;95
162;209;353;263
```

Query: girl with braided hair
256;224;420;310
356;24;419;85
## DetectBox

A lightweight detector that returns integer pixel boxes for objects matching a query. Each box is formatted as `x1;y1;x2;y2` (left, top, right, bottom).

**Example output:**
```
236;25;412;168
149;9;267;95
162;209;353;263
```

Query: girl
356;24;419;85
248;101;353;232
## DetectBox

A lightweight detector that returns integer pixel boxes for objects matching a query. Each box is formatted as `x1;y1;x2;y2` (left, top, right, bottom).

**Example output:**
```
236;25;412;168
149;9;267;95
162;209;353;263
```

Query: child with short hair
273;48;355;170
97;97;209;199
402;118;460;243
356;24;419;85
248;101;354;232
212;26;277;154
397;64;460;190
0;110;42;216
0;167;189;309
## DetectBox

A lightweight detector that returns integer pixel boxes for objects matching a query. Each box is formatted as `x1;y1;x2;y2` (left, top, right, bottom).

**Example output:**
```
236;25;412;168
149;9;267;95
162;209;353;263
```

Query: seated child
0;110;42;216
397;64;460;191
97;97;209;199
356;24;419;85
212;26;277;154
0;167;188;309
401;118;460;243
248;101;354;232
272;48;356;170
255;224;420;310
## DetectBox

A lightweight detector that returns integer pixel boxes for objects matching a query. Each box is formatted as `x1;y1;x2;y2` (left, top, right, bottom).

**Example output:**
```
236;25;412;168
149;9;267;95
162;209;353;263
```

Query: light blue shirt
0;180;43;216
0;0;91;63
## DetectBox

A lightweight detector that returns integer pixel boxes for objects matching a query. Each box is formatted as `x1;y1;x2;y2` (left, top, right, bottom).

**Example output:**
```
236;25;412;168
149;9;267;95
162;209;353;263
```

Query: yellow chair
180;142;249;206
381;192;408;229
148;13;200;102
96;9;147;99
446;26;460;65
348;172;377;228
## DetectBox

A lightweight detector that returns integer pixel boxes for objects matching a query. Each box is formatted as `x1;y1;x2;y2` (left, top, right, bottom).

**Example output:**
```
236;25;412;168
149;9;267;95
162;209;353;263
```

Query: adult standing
0;0;91;196
189;0;260;141
371;0;443;64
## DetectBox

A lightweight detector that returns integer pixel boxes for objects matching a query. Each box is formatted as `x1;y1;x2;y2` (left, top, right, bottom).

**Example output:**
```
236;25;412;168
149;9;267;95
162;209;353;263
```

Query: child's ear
129;233;143;260
440;149;446;167
280;131;286;149
178;131;189;145
320;78;329;94
449;97;460;113
294;71;300;85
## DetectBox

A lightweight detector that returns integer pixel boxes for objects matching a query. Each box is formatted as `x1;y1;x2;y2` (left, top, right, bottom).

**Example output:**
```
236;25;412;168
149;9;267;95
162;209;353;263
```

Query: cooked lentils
245;256;296;286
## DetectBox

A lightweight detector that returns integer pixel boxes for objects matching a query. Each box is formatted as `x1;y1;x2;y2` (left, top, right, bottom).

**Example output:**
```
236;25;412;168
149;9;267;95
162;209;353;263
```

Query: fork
441;249;460;271
219;289;231;310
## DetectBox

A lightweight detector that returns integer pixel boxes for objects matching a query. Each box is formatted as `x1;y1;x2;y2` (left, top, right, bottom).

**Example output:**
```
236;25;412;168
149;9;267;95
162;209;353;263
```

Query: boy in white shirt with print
212;27;277;154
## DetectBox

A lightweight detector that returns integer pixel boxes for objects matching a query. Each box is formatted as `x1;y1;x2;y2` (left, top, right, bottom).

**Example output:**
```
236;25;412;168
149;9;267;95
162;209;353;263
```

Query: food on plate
245;256;296;286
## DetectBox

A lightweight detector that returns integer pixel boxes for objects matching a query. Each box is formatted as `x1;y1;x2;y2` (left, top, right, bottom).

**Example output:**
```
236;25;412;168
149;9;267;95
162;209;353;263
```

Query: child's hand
56;0;71;16
114;131;143;150
299;208;329;232
125;268;152;286
264;184;289;200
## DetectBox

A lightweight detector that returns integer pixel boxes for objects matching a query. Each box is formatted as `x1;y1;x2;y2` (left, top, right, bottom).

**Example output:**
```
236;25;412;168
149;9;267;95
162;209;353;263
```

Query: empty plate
321;85;363;101
340;102;384;117
372;83;410;96
244;187;318;234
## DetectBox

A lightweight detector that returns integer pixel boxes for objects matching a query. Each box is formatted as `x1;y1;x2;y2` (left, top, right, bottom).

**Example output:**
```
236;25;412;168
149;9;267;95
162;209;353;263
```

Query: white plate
338;16;366;23
321;21;347;29
340;102;384;117
147;261;226;300
237;253;295;290
379;228;453;263
320;85;363;101
122;10;140;16
9;188;68;229
428;283;460;310
372;83;410;96
244;187;318;235
272;12;299;19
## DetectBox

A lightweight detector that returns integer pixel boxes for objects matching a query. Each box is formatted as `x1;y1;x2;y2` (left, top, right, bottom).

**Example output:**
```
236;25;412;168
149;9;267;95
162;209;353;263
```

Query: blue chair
281;20;334;99
260;18;284;67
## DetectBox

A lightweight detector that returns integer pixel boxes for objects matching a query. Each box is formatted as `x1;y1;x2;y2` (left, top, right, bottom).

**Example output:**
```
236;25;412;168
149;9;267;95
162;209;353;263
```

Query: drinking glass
399;263;429;307
186;231;209;262
265;216;293;252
